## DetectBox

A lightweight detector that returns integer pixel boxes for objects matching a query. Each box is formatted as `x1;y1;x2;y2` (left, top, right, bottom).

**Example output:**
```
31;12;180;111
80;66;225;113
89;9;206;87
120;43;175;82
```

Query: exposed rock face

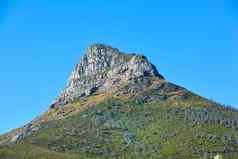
57;44;164;104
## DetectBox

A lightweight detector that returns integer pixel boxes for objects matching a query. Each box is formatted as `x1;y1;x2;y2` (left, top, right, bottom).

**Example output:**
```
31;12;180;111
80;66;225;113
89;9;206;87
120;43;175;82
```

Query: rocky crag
57;44;164;105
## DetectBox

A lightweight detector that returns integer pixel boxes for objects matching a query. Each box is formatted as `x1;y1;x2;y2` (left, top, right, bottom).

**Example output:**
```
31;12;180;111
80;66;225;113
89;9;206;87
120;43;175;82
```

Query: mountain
56;44;164;105
0;44;237;159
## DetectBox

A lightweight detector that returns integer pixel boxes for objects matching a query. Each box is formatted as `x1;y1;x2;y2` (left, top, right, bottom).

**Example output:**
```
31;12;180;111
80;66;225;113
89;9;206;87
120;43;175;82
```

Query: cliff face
57;44;164;104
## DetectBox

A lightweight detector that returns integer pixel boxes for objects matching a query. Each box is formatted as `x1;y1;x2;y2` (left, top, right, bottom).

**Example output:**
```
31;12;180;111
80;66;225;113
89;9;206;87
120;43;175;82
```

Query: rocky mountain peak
57;44;164;105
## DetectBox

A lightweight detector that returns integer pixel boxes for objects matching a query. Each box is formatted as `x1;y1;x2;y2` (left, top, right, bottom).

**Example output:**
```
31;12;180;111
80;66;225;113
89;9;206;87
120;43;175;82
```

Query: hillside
0;44;237;159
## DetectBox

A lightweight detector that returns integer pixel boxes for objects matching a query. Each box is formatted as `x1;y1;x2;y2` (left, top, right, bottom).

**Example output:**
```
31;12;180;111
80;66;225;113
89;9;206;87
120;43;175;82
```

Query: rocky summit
57;44;164;105
0;44;238;159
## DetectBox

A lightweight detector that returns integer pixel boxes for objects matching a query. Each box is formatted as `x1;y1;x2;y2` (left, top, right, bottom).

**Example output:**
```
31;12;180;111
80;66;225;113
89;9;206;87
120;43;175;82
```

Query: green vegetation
0;143;82;159
1;94;237;159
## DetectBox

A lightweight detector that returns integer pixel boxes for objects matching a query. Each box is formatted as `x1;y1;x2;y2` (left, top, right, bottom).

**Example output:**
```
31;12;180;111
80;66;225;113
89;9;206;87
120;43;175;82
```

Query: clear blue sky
0;0;237;134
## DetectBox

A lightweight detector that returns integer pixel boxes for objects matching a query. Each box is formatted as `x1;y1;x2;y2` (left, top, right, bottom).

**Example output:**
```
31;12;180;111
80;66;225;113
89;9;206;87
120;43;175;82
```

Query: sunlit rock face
57;44;164;104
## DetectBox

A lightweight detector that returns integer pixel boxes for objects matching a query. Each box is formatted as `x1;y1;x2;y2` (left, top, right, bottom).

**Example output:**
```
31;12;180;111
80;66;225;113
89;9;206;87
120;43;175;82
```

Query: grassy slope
1;92;238;159
0;144;82;159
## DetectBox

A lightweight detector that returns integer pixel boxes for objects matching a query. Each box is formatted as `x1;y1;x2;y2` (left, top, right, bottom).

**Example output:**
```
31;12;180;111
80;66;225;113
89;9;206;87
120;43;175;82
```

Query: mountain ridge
0;44;237;159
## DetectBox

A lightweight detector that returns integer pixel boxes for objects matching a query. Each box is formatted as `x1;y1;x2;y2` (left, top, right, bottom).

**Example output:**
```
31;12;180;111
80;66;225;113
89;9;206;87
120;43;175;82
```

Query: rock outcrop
57;44;164;105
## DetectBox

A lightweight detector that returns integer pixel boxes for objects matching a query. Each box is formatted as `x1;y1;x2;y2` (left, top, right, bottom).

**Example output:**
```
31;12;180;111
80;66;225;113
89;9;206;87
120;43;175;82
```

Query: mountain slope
0;44;237;159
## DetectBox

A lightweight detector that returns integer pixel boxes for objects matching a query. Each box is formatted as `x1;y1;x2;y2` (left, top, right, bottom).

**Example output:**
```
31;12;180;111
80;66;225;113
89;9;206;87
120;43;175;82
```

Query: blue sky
0;0;237;134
